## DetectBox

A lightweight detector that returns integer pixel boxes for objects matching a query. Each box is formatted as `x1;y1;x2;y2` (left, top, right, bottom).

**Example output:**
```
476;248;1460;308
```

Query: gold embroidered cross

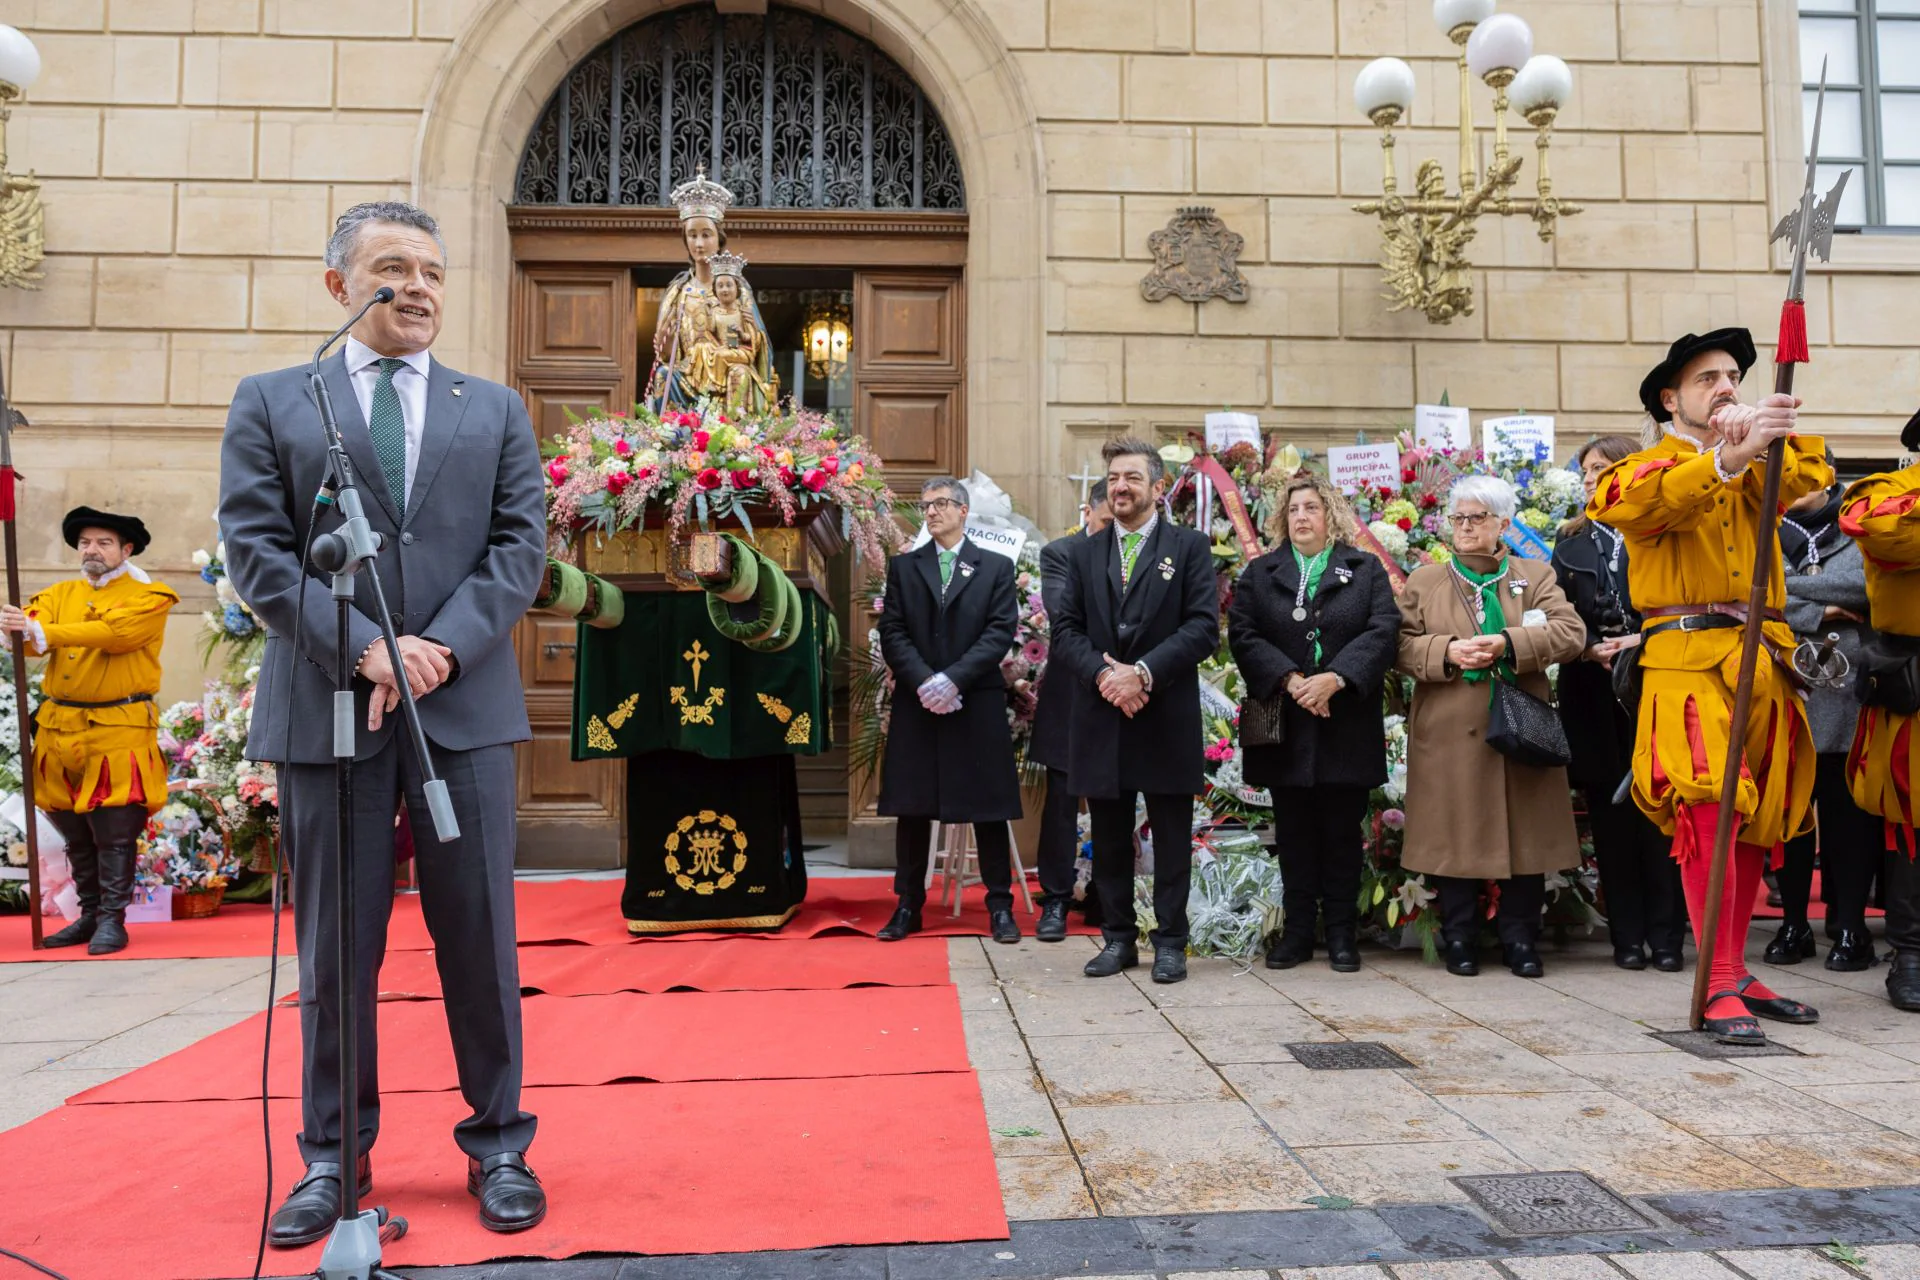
683;640;711;690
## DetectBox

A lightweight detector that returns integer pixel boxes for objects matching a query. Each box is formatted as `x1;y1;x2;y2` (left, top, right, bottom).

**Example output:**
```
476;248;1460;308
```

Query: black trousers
1779;752;1882;931
1270;785;1369;940
1036;767;1080;905
283;737;534;1166
893;816;1014;914
1586;790;1686;953
1887;830;1920;955
1434;873;1546;948
1088;792;1192;947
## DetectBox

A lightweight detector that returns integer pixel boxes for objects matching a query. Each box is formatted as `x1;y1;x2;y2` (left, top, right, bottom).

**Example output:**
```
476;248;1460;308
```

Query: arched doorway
505;2;974;867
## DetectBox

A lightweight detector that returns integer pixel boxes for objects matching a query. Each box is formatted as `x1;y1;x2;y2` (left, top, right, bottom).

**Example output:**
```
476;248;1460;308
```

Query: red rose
801;468;829;493
1402;468;1417;483
1420;493;1439;509
545;459;569;486
1379;486;1396;501
820;455;840;476
692;429;711;451
636;465;657;482
757;446;776;462
696;468;724;491
730;469;754;490
1396;517;1414;531
613;438;633;457
605;471;631;495
779;466;797;486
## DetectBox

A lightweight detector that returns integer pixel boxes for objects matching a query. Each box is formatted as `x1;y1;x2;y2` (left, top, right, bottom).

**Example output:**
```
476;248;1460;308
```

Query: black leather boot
1826;927;1878;972
1264;933;1313;970
1889;952;1920;1012
1083;937;1138;977
43;810;99;949
875;903;922;941
268;1156;372;1248
1034;900;1069;943
468;1152;547;1233
86;805;146;956
1764;921;1817;965
1323;928;1361;973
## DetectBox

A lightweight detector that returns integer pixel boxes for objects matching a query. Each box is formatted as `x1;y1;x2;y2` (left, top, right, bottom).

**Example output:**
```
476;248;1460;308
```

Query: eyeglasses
919;498;960;515
1446;512;1497;529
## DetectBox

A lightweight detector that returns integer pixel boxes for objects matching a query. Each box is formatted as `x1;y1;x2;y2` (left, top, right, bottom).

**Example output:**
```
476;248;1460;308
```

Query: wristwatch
1134;661;1154;692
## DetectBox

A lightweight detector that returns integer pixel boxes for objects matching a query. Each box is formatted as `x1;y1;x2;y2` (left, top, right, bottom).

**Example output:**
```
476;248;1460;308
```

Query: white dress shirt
344;335;431;501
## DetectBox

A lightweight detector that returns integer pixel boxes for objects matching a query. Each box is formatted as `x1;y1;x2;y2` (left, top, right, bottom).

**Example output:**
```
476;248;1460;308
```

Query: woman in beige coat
1397;475;1587;979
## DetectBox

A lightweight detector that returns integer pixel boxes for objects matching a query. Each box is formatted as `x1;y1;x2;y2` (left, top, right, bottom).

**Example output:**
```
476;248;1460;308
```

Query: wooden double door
505;206;968;868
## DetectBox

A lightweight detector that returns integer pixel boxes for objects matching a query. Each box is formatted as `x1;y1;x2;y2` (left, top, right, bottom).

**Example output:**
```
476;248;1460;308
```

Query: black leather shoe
42;913;97;949
1265;934;1313;970
1764;921;1817;965
1826;927;1878;972
267;1156;372;1249
1324;929;1361;974
1505;943;1545;979
1035;900;1069;943
1737;975;1819;1024
1083;939;1139;978
989;908;1021;945
468;1151;546;1233
875;905;921;942
86;913;128;956
1151;944;1187;984
1613;945;1648;971
1703;991;1768;1047
1444;940;1479;977
1887;952;1920;1012
1650;949;1684;973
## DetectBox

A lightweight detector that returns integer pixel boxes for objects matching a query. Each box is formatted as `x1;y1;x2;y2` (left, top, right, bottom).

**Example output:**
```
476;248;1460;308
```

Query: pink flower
1022;640;1047;664
1381;808;1406;830
606;471;632;496
613;438;633;457
801;468;829;493
546;458;569;486
779;466;798;486
692;429;711;451
820;455;840;477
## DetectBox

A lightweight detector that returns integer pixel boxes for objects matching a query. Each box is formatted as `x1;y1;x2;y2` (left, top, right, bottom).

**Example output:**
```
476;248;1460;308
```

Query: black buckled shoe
1264;934;1313;970
1737;975;1819;1024
1703;991;1767;1046
1764;921;1817;965
1826;927;1878;972
468;1151;546;1233
1324;929;1361;974
268;1156;372;1249
875;905;922;942
42;913;97;949
1887;952;1920;1012
1083;938;1139;978
989;907;1022;945
1504;942;1545;979
1444;939;1479;977
1650;949;1685;973
1151;944;1187;984
1034;900;1069;943
1613;945;1649;971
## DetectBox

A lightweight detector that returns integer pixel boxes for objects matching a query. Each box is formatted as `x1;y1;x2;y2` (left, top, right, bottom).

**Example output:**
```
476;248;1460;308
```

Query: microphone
311;286;396;370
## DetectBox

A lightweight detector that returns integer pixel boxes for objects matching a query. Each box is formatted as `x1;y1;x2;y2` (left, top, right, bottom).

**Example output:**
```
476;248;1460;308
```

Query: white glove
918;673;962;713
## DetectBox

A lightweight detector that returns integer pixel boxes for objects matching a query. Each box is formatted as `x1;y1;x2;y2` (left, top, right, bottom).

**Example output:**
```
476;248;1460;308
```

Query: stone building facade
2;0;1917;714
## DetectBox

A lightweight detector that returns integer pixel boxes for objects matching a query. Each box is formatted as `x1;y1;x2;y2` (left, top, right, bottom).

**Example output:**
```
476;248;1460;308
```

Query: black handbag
1239;692;1287;747
1855;634;1920;715
1485;677;1572;768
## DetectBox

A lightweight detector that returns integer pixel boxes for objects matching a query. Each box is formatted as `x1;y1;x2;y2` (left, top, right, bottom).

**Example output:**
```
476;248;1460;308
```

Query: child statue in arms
680;250;777;416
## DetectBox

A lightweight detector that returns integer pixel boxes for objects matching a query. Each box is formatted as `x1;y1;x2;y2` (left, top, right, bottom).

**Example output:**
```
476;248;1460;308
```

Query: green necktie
368;356;409;510
1120;530;1145;587
938;549;957;588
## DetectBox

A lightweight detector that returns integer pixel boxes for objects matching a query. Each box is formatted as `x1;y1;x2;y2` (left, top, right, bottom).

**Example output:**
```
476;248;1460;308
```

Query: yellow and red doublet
21;571;179;814
1840;462;1920;848
1589;430;1832;852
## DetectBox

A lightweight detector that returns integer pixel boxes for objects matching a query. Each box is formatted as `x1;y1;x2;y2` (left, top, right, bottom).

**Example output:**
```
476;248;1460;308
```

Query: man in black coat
875;476;1025;943
1052;437;1220;983
1028;480;1110;942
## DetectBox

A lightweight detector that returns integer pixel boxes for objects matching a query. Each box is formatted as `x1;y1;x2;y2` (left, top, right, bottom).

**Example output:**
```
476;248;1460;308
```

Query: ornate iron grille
514;5;965;210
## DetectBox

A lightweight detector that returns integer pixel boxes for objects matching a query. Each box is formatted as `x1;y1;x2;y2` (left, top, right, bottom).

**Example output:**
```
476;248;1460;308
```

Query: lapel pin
959;562;974;577
451;387;463;397
1334;566;1353;584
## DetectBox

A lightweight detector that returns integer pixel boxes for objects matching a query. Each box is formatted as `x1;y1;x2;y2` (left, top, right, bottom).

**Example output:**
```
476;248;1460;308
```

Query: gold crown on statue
708;251;748;280
671;167;735;223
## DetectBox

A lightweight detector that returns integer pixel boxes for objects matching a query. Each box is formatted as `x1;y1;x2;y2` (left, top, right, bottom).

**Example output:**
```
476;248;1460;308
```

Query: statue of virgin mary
647;169;775;414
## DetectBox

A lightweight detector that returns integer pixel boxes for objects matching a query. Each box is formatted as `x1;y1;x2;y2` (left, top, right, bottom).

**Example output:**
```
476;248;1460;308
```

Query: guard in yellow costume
1591;329;1830;1045
0;507;177;954
1838;408;1920;1012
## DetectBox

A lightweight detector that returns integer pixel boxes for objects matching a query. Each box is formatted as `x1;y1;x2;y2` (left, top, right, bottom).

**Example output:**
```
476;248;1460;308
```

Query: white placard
1482;414;1556;463
1414;403;1472;451
1204;411;1262;453
1327;442;1404;494
907;522;1027;562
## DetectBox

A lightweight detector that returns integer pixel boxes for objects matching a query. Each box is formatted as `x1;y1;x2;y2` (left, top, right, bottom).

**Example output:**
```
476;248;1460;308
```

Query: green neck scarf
1292;543;1333;664
1450;556;1512;684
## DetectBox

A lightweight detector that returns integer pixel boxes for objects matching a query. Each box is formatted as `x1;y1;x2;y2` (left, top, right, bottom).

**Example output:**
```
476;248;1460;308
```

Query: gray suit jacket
218;351;546;765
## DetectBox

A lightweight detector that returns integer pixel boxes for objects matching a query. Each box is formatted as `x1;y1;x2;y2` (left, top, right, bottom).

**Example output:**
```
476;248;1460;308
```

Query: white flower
1394;875;1436;912
1368;520;1409;559
191;548;212;569
215;578;239;606
214;541;226;562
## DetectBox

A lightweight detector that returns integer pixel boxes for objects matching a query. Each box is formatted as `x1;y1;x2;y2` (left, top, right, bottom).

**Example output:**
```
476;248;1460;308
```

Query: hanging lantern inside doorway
803;295;852;381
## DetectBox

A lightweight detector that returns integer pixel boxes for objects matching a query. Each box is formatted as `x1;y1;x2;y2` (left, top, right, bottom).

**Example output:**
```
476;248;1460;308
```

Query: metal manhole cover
1451;1171;1655;1235
1285;1041;1413;1070
1648;1030;1806;1059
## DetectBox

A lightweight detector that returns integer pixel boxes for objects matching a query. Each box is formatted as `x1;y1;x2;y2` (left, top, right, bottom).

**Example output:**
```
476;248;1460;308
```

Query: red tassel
0;465;16;522
1776;298;1810;365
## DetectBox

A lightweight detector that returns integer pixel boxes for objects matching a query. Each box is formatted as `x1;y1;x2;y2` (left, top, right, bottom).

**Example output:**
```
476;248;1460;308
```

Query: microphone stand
304;289;460;1280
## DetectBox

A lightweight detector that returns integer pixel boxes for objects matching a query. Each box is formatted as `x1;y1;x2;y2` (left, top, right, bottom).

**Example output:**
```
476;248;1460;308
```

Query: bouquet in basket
140;799;238;897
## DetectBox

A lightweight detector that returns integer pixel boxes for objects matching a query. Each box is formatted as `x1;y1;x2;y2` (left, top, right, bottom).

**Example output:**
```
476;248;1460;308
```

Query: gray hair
921;475;969;507
1447;474;1518;521
325;201;447;271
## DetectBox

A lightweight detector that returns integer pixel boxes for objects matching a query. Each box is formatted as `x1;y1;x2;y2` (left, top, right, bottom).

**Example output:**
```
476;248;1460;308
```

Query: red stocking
1675;805;1750;1022
1730;840;1785;1000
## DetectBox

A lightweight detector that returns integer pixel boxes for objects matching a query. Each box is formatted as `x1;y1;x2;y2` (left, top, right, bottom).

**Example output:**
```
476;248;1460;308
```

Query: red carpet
1750;869;1885;921
0;1075;1006;1280
75;985;970;1104
1;874;1084;961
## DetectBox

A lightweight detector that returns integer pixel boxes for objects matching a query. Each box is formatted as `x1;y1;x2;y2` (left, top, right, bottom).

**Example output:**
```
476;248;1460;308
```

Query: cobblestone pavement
10;908;1920;1279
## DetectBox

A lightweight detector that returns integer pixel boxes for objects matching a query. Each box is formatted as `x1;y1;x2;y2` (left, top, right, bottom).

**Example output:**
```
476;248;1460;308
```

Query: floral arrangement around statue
541;400;903;565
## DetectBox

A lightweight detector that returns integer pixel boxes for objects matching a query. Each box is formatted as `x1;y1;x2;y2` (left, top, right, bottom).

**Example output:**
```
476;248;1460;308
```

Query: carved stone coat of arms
1140;206;1248;303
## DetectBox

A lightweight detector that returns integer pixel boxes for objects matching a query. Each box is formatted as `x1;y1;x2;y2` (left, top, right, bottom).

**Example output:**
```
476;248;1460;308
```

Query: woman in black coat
1228;471;1400;973
1551;434;1686;972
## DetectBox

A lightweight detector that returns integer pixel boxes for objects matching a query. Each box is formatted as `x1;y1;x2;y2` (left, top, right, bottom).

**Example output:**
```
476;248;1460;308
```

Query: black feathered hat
62;506;151;556
1639;327;1758;424
1903;407;1919;455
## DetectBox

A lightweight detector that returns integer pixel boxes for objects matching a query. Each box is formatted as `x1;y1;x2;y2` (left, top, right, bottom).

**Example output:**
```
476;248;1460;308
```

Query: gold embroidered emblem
607;693;640;729
664;809;750;895
671;684;726;726
585;715;616;752
683;640;710;690
757;693;793;724
786;712;812;746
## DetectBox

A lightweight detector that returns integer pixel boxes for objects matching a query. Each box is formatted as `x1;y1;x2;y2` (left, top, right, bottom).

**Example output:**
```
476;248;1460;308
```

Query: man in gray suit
219;202;549;1244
